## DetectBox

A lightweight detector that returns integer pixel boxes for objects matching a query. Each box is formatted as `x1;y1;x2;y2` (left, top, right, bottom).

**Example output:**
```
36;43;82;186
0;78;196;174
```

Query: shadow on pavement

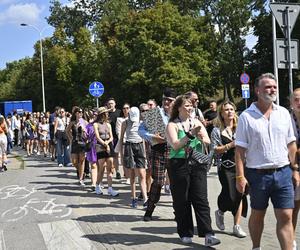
84;233;210;249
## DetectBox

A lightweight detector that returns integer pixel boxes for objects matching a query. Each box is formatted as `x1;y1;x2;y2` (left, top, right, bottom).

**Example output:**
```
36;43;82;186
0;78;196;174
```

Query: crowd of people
0;72;300;249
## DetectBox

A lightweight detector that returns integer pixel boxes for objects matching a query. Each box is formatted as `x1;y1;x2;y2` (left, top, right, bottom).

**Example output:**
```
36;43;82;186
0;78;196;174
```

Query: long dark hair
71;107;81;122
169;95;192;122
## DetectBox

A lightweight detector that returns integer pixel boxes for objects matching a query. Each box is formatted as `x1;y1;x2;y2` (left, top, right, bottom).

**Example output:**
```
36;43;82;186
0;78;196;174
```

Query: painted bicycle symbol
1;198;72;222
0;185;39;200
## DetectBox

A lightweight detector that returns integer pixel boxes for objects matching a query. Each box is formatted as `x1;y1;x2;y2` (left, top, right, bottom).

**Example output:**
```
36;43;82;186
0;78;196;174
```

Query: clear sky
0;0;68;69
0;0;257;70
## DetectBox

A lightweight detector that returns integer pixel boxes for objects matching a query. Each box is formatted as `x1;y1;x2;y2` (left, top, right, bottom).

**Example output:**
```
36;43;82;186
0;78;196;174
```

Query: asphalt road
0;148;299;250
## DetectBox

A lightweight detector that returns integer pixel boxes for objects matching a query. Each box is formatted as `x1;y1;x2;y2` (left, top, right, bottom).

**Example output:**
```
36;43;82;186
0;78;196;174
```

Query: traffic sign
240;73;250;84
276;38;299;69
241;84;249;90
242;89;250;99
270;3;300;36
89;82;104;97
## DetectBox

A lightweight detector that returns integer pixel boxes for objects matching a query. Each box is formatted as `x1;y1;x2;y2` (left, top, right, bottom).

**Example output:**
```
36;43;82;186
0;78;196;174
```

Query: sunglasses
123;107;129;110
141;110;149;113
163;97;175;102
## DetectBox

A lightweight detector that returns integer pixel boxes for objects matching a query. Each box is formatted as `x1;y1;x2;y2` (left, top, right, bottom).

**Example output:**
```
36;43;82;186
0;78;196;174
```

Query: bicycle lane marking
0;230;7;250
1;198;72;222
38;220;95;250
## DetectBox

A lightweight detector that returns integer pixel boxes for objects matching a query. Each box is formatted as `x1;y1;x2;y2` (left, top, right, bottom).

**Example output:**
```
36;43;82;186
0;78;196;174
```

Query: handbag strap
177;118;193;160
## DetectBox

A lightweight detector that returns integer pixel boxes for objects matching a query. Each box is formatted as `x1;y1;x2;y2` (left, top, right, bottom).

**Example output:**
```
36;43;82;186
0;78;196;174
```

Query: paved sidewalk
69;167;299;249
2;149;299;250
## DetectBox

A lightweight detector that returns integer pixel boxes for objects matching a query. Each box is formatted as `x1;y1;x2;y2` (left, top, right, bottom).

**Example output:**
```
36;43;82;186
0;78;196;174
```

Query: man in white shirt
235;73;300;250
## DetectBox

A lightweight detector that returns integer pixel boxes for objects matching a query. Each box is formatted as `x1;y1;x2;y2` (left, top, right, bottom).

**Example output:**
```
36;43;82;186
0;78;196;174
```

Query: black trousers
217;167;248;217
168;158;213;238
14;129;19;146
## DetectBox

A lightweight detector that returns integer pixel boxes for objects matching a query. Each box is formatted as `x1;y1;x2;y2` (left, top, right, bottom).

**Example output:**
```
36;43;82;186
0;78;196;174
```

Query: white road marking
0;230;6;250
39;220;94;250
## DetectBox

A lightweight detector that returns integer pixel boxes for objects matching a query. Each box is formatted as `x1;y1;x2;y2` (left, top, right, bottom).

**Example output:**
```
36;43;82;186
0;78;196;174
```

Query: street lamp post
21;23;48;113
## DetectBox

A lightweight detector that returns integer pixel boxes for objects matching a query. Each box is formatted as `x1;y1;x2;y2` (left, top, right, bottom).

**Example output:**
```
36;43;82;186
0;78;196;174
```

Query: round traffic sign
89;82;104;97
240;73;250;84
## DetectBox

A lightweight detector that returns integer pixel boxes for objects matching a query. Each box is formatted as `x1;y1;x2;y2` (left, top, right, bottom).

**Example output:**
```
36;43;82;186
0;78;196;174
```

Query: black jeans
168;158;213;238
14;129;19;146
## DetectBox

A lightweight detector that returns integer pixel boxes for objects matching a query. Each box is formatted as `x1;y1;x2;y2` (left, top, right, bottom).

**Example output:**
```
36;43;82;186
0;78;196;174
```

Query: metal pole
271;0;280;105
96;98;99;108
39;35;46;113
286;7;293;96
20;24;48;112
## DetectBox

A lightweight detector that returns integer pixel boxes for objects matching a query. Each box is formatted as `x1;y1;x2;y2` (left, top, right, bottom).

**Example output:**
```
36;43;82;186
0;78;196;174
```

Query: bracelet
185;131;195;140
235;175;244;180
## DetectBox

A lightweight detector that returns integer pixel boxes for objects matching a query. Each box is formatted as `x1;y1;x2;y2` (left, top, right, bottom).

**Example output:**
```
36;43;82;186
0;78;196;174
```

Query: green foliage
96;2;212;105
2;0;295;110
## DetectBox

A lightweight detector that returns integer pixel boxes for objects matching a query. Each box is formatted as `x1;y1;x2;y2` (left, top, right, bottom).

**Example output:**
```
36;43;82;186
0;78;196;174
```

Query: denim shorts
245;165;294;210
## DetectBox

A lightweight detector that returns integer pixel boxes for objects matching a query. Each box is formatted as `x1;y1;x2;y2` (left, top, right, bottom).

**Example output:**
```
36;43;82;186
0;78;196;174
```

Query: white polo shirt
236;103;296;169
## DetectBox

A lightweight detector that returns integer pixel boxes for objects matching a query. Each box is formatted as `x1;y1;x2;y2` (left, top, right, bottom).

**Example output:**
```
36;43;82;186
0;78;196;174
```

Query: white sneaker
293;240;298;250
215;210;225;230
165;185;171;195
205;234;220;247
37;151;40;156
107;187;119;197
58;164;63;167
79;180;85;186
180;237;192;244
233;224;247;238
95;185;103;195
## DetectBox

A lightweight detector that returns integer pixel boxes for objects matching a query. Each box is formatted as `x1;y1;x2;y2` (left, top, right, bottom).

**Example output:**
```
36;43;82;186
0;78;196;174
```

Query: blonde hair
215;101;238;132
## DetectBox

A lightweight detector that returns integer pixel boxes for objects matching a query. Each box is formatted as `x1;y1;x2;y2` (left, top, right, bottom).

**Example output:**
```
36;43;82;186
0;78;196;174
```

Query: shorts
124;142;145;168
96;142;114;159
71;142;85;154
245;165;294;210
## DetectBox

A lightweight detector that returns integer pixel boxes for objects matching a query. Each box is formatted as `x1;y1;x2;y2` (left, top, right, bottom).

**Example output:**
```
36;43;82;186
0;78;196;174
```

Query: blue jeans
245;165;294;210
56;138;71;166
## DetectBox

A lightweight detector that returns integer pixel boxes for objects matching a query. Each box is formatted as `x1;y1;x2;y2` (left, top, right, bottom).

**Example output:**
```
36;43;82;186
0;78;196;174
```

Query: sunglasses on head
163;97;175;102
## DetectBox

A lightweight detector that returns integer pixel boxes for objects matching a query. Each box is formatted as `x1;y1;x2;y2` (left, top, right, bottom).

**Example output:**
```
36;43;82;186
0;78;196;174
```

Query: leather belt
254;165;288;174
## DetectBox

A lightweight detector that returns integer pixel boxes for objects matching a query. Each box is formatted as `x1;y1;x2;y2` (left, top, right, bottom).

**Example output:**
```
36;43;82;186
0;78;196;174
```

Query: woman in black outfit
66;107;87;186
210;101;247;238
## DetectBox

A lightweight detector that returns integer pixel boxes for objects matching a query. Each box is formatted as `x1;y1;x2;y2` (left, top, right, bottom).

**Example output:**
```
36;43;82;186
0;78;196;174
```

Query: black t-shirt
109;109;121;139
204;110;217;136
204;110;217;121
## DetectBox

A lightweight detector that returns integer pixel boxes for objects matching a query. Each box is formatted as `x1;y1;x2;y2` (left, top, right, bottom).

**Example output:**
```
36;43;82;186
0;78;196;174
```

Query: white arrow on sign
270;3;300;35
241;84;250;90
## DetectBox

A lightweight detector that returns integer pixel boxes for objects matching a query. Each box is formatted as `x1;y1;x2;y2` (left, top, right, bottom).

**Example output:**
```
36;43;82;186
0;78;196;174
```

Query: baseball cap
129;107;140;122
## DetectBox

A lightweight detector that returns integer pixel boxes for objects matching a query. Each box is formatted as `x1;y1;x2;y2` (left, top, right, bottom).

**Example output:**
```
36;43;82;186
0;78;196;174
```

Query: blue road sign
242;89;250;99
89;82;104;97
240;73;250;84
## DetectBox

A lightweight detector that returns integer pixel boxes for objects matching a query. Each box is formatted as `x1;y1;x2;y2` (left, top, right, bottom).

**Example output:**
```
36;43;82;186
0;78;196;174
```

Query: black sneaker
143;210;153;222
2;164;7;171
116;172;121;180
137;192;143;201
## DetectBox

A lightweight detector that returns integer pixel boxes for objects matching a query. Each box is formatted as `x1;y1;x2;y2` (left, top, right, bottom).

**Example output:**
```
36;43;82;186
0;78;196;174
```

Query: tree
94;1;213;105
